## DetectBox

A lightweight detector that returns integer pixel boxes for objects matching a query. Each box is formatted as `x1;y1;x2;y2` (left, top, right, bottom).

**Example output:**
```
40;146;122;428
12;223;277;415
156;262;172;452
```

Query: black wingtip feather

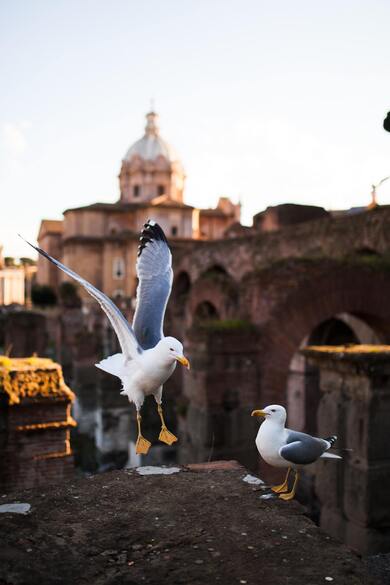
137;219;170;257
19;234;59;267
326;435;337;447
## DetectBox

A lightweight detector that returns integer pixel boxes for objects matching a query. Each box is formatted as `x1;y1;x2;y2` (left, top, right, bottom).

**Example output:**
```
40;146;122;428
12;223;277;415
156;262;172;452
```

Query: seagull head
251;404;286;425
157;337;190;369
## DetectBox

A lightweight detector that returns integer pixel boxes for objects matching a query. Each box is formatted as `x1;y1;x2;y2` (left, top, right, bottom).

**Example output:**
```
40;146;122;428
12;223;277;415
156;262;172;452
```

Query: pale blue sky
1;0;389;256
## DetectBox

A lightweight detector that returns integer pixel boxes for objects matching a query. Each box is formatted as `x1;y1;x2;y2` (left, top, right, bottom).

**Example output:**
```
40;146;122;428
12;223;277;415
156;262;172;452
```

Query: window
157;185;165;196
171;226;178;236
113;258;125;280
133;185;140;198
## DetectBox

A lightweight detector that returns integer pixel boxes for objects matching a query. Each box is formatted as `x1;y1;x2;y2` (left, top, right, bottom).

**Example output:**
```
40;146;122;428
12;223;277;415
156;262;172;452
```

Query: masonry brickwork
0;357;76;492
302;345;390;554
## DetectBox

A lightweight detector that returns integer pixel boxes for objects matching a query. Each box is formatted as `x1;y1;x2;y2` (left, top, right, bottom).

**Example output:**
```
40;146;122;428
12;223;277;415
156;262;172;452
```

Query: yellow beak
176;355;190;369
251;409;267;417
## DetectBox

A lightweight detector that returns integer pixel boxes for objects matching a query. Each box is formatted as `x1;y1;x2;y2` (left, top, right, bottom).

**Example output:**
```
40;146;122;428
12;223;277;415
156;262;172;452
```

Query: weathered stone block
0;356;76;492
303;345;390;553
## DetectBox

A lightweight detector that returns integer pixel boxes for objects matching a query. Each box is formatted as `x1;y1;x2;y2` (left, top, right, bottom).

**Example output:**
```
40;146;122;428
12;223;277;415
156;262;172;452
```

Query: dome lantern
119;111;185;204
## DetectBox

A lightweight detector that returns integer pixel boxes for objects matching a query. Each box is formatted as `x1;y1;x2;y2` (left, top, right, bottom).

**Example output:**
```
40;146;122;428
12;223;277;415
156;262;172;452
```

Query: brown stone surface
305;348;390;554
0;463;377;585
0;357;76;492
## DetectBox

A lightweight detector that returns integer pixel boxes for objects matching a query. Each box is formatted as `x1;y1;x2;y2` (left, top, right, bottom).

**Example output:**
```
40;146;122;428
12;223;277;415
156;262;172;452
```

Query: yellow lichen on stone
0;356;75;405
305;344;390;354
0;356;12;368
15;417;77;432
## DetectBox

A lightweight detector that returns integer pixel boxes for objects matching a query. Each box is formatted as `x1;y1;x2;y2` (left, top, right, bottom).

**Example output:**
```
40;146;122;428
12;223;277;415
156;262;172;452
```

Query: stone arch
174;271;191;296
250;260;390;509
170;271;191;320
353;247;380;257
202;264;229;277
286;313;380;437
253;260;390;407
193;301;220;324
187;266;239;327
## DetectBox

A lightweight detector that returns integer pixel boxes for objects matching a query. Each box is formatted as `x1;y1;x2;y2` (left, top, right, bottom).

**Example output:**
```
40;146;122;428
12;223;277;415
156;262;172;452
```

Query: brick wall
302;346;390;554
0;357;76;492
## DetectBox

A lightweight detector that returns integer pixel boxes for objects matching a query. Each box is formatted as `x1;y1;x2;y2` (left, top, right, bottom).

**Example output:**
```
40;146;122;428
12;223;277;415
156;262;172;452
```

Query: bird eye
271;409;276;413
169;347;174;351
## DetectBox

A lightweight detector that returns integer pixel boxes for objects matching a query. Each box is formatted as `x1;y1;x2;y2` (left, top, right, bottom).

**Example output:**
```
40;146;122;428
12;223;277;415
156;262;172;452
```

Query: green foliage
31;284;57;307
19;257;36;266
198;319;255;332
59;281;81;308
346;251;390;270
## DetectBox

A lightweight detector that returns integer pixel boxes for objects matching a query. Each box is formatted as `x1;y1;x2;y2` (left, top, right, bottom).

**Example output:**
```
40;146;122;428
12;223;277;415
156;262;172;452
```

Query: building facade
0;246;36;306
37;111;241;300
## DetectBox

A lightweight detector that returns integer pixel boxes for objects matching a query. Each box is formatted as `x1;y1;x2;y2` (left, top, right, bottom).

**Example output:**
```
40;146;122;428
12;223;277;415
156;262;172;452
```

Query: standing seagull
21;220;190;455
251;405;341;500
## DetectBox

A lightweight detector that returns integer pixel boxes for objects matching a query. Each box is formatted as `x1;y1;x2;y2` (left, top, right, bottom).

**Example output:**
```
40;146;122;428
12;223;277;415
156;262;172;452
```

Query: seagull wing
279;430;331;465
20;236;142;361
133;220;173;350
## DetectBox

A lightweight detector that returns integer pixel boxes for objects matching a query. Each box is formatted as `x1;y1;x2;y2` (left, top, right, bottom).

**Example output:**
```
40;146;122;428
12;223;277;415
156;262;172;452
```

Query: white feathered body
96;349;177;410
255;417;341;469
256;421;290;468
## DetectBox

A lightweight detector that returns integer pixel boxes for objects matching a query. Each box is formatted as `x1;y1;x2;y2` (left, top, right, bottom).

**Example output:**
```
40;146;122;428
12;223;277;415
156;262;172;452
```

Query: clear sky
1;0;390;257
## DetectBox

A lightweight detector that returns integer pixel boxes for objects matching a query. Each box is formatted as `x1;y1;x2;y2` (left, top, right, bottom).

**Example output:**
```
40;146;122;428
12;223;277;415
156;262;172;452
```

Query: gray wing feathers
279;430;330;465
133;222;173;350
20;237;141;360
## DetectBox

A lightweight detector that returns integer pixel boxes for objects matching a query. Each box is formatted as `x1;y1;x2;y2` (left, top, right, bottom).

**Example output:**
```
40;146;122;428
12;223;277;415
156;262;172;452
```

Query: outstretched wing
279;430;331;465
20;236;142;361
133;220;173;350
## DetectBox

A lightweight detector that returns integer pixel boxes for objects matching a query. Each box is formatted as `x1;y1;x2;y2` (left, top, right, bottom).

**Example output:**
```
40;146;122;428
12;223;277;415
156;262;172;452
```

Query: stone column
0;356;76;491
302;345;390;554
180;324;260;471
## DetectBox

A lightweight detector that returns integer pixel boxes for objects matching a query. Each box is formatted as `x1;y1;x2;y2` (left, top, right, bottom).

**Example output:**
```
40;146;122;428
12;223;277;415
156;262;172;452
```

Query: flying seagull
20;220;190;455
251;404;341;500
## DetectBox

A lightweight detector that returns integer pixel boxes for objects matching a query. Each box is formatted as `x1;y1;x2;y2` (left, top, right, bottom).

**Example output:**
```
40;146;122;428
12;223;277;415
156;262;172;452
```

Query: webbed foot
135;435;152;455
159;426;178;446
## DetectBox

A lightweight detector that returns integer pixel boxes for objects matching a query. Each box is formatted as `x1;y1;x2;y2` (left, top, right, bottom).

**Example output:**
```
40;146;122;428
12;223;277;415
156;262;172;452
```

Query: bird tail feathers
321;452;342;460
95;353;126;379
325;435;337;448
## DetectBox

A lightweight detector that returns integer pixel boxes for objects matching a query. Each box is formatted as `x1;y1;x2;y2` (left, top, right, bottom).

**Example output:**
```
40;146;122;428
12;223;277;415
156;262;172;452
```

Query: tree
59;281;81;308
31;284;57;307
19;257;36;267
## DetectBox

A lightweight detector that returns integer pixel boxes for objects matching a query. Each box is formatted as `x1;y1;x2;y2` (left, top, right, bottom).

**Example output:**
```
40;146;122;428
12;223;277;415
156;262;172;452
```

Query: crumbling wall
0;356;76;491
303;346;390;554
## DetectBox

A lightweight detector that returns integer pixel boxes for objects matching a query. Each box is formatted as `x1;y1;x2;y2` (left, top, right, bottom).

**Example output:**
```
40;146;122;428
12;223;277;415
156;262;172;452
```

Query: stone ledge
0;462;378;585
302;344;390;361
301;344;390;374
186;459;244;472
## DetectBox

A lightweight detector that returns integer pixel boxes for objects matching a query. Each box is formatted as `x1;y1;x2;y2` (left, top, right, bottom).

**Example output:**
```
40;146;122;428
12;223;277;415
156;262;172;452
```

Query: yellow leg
157;404;178;446
271;468;291;493
135;413;151;455
279;470;299;501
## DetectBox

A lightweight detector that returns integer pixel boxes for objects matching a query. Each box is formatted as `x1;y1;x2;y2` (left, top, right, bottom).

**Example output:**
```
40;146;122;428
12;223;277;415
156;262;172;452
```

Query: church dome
123;111;181;167
119;111;185;204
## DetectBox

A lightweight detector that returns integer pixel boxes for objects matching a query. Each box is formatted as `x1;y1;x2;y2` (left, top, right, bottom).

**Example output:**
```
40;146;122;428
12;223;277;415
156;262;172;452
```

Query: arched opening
286;312;381;520
194;301;220;324
174;271;191;297
287;313;380;435
353;247;380;257
202;265;228;278
172;271;191;319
